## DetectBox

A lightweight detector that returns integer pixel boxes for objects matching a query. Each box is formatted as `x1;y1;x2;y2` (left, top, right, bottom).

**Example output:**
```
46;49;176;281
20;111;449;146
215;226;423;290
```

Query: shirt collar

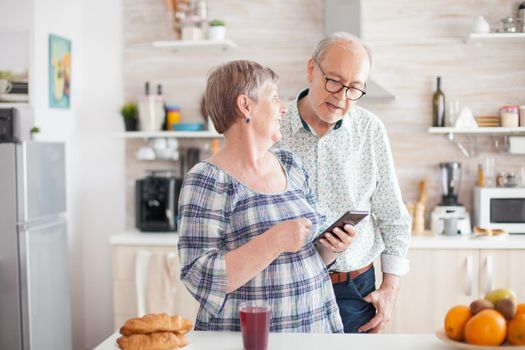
291;88;344;136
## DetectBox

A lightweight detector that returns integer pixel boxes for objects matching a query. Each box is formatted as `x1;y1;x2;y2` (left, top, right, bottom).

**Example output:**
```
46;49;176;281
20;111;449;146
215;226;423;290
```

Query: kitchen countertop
111;231;525;249
94;330;451;350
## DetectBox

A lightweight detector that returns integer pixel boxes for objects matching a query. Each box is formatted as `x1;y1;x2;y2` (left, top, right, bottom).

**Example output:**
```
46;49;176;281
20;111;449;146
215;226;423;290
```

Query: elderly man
276;32;411;333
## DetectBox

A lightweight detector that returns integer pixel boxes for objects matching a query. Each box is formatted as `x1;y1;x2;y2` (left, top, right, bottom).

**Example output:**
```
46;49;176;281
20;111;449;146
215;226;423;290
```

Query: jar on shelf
500;16;521;33
500;105;519;128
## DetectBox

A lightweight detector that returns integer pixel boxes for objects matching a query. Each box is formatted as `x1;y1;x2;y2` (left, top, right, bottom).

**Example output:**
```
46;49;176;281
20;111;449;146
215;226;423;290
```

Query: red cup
239;301;271;350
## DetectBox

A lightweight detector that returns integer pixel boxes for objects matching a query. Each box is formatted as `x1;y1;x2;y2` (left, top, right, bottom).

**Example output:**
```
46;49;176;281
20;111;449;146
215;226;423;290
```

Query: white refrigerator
0;141;72;350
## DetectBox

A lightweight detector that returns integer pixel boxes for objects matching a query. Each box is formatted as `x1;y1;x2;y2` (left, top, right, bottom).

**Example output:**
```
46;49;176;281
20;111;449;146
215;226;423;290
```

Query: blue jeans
332;266;377;333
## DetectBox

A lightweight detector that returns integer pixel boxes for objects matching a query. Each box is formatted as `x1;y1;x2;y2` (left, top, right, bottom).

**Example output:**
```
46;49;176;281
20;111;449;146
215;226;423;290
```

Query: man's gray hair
311;32;373;69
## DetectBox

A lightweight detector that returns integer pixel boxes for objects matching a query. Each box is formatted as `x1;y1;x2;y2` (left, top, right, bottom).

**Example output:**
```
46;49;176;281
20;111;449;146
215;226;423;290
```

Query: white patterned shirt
275;89;411;276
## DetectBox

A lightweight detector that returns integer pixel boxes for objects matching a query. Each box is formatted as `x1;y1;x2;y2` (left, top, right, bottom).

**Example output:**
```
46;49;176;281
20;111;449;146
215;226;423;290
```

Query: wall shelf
152;39;237;51
117;131;222;139
428;127;525;158
466;33;525;44
428;127;525;135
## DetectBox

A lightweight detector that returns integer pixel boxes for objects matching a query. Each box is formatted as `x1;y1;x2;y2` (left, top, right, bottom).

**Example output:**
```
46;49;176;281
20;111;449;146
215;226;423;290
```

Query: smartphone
314;210;369;242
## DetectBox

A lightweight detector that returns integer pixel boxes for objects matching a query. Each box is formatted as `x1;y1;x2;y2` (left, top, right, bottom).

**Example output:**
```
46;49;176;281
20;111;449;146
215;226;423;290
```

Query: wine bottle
432;76;446;127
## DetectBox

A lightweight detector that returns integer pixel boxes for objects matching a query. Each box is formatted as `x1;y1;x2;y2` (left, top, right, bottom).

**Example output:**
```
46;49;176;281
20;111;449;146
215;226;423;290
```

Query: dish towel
146;251;179;315
135;250;179;316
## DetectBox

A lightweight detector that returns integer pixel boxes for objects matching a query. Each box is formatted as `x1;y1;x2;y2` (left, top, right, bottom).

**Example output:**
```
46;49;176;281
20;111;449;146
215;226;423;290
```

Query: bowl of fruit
436;288;525;349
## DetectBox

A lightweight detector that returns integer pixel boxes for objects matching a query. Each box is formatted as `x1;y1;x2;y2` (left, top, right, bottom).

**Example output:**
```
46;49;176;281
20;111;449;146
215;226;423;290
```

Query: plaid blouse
177;149;343;333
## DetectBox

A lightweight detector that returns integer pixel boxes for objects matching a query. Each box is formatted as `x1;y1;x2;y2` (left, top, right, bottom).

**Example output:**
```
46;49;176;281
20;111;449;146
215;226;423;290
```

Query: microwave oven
473;187;525;234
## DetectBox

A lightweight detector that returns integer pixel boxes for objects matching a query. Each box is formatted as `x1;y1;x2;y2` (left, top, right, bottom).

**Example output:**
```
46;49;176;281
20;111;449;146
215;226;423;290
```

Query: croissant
120;314;193;336
116;332;189;350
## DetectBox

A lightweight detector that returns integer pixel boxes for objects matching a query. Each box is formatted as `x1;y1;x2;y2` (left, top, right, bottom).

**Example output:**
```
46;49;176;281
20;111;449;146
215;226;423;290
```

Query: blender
431;162;472;235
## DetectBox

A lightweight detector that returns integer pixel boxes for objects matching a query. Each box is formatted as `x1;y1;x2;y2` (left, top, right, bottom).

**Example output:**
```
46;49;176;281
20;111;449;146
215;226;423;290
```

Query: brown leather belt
329;263;373;284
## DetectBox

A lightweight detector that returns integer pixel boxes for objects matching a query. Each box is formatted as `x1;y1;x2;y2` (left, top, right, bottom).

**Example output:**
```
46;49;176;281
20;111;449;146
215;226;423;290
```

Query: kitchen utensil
483;157;495;187
472;16;490;34
138;82;165;132
519;106;525;126
137;146;156;161
0;79;12;94
172;123;205;131
500;16;520;33
186;147;200;172
442;217;459;236
440;162;462;205
431;162;472;235
520;1;525;32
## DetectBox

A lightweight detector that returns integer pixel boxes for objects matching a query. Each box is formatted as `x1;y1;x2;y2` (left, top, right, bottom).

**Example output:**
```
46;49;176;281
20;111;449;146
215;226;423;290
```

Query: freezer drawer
19;219;72;350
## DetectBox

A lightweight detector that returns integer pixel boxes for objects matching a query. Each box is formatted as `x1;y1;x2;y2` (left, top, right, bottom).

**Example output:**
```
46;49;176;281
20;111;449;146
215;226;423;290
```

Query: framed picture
49;34;71;108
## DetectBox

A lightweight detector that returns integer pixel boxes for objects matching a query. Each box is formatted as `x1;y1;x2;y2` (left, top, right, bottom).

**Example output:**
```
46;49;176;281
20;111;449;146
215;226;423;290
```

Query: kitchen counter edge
110;231;525;249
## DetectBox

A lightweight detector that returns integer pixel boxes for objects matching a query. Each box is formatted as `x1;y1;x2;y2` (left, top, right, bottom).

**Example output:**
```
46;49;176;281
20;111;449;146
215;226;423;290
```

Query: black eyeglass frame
313;60;366;101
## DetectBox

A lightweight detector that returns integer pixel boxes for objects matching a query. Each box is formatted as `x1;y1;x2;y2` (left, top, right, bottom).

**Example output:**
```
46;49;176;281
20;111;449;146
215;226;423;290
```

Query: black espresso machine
135;170;183;232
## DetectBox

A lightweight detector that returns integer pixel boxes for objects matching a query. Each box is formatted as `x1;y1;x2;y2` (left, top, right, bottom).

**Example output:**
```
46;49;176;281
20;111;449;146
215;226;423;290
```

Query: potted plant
208;19;226;41
30;126;40;141
120;102;138;131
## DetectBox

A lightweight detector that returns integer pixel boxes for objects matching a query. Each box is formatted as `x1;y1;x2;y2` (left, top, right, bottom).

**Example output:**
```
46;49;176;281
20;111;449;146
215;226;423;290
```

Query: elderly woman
177;60;356;333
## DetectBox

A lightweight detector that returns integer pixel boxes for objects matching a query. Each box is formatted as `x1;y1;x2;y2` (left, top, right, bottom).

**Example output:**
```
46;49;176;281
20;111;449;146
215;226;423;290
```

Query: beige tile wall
123;0;525;230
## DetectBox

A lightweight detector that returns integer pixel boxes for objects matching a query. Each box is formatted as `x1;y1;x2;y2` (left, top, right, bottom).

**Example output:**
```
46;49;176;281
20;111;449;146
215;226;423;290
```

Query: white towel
146;251;178;314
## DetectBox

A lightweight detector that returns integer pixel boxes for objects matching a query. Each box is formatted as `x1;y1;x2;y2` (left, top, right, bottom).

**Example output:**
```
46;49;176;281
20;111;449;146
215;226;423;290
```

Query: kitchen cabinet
478;250;525;301
112;242;200;330
379;248;525;333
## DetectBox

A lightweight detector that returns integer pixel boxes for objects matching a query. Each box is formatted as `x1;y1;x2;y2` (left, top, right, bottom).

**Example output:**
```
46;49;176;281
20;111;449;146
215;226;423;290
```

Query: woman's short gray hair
205;60;279;134
312;32;373;69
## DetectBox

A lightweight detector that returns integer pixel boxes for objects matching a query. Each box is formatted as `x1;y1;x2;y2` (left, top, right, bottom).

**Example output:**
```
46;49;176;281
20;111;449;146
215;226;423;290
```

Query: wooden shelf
118;131;222;139
0;102;31;107
428;127;525;135
152;39;237;51
466;33;525;44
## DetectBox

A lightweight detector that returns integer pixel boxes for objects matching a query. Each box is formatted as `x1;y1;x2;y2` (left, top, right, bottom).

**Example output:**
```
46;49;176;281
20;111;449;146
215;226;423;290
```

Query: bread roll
120;314;192;336
116;332;188;350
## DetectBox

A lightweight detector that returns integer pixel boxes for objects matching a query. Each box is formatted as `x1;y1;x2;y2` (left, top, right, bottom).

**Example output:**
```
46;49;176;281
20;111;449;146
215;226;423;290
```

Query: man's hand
318;224;356;252
358;273;400;333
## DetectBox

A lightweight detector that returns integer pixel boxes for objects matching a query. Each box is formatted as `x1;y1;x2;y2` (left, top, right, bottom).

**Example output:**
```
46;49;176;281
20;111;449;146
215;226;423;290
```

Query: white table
95;331;451;350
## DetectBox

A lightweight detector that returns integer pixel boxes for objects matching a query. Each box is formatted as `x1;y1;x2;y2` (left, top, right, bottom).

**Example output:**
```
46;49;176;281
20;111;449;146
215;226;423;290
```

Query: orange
464;309;507;346
517;303;525;316
444;305;471;341
508;314;525;345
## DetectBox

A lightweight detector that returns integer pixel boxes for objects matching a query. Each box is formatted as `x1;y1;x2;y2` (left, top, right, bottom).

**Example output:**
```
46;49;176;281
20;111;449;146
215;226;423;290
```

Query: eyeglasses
314;60;366;101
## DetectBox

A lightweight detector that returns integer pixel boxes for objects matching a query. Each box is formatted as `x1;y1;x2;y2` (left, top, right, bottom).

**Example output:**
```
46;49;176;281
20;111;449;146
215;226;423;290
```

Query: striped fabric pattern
177;149;343;333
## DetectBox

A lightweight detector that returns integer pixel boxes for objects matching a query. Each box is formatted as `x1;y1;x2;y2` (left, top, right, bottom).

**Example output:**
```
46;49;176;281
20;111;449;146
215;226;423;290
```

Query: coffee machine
431;162;472;235
135;170;183;232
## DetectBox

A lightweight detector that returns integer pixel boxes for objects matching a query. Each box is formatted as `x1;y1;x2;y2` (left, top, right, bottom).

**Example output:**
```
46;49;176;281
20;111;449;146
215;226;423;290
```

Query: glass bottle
433;76;446;127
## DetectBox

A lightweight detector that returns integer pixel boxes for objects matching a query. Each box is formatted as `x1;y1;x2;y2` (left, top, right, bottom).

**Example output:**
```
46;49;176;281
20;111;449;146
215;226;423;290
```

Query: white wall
1;0;125;348
76;0;124;348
